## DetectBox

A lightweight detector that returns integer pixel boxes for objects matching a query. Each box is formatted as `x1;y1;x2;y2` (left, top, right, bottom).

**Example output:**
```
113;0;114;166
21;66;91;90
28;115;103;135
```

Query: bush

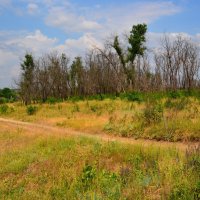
168;90;182;99
143;103;163;125
164;99;174;109
69;96;84;102
26;105;37;115
164;98;190;110
90;105;99;112
0;104;9;114
46;97;62;104
0;97;8;104
120;92;143;102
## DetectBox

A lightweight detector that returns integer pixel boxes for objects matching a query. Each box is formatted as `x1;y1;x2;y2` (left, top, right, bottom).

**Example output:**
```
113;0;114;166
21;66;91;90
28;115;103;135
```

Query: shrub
0;97;8;104
168;90;182;99
0;104;9;114
46;97;62;104
90;105;99;112
164;99;174;109
143;103;163;125
164;98;190;110
26;105;37;115
69;96;84;102
120;92;143;102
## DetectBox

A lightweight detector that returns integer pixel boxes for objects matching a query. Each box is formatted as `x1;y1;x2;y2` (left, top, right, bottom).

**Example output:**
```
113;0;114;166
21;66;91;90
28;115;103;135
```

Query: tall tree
127;24;147;63
112;24;147;90
20;54;35;105
70;57;84;96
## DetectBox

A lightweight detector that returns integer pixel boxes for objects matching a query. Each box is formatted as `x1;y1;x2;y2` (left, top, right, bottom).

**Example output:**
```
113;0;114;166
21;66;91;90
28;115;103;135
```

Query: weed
81;164;96;190
26;105;37;115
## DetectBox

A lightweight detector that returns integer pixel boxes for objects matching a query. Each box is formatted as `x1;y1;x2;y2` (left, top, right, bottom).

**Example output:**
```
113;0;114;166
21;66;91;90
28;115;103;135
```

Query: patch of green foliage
46;97;63;104
0;97;8;104
143;102;163;125
120;92;143;102
26;105;37;115
164;97;190;110
0;104;9;114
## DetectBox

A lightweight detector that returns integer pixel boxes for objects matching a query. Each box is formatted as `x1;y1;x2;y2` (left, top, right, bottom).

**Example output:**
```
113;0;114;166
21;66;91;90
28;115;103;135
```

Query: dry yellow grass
1;98;200;142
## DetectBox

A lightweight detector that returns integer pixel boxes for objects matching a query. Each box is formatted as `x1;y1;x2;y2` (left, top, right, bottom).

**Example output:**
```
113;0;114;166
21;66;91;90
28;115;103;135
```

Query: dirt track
0;117;198;151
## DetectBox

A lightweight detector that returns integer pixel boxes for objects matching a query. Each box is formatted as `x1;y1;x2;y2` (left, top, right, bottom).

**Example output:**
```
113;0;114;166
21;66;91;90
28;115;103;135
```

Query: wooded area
18;24;200;104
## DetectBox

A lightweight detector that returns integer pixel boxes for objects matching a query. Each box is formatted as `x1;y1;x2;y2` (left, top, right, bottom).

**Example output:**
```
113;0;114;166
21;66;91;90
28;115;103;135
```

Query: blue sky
0;0;200;87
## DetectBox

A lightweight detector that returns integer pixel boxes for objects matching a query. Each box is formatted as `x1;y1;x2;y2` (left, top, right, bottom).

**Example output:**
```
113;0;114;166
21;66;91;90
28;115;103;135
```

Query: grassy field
0;122;199;199
0;96;200;199
0;97;200;142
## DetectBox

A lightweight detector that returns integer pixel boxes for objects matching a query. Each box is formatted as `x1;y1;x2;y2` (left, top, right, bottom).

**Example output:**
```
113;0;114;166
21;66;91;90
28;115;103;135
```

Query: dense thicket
18;24;200;103
0;88;17;103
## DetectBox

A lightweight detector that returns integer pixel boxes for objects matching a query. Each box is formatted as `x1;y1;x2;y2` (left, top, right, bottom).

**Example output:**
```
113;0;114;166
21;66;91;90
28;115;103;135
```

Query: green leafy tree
70;57;84;96
127;24;147;63
20;54;35;105
1;88;15;99
113;23;147;89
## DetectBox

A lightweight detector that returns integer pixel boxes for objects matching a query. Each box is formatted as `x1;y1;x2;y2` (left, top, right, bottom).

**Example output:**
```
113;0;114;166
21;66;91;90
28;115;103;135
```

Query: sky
0;0;200;88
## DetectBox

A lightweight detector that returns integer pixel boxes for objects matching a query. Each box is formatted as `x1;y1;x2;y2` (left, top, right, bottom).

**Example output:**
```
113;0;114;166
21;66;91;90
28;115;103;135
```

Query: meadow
0;122;199;199
0;93;200;199
1;93;200;142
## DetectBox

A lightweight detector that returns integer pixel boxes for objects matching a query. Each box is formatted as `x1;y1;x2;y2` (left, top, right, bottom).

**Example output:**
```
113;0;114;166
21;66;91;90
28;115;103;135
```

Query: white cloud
0;30;58;87
0;49;19;87
0;0;12;7
45;7;101;33
44;1;180;36
55;33;103;57
98;1;180;34
5;30;57;54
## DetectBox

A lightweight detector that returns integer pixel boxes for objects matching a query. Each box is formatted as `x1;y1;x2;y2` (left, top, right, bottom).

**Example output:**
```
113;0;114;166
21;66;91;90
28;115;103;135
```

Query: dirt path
0;117;198;151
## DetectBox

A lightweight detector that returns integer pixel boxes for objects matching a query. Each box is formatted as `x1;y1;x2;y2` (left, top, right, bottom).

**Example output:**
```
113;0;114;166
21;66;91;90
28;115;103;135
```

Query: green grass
0;128;199;199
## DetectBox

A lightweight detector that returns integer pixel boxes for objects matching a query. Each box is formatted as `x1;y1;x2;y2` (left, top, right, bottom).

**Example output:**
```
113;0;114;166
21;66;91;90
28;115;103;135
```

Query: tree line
18;24;200;104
